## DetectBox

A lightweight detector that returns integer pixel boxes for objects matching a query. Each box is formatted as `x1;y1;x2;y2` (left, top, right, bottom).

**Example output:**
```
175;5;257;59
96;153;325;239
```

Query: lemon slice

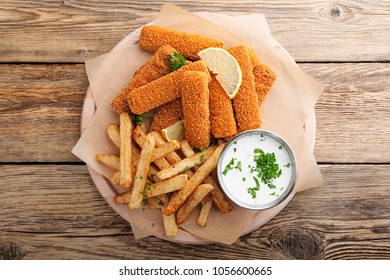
161;120;185;141
198;47;242;99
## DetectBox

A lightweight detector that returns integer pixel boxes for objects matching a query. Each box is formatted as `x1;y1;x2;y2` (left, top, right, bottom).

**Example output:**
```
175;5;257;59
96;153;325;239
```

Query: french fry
133;126;171;170
107;123;120;148
150;140;180;163
156;146;217;180
129;133;156;209
148;194;169;208
176;183;214;224
145;174;188;198
162;213;179;237
120;113;133;188
163;143;225;215
180;140;195;157
151;131;183;164
110;170;120;186
197;198;213;227
96;154;120;170
202;176;234;213
114;190;132;204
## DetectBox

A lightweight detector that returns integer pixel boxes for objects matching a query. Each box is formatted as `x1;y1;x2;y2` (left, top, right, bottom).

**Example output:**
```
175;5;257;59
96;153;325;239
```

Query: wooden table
1;0;389;260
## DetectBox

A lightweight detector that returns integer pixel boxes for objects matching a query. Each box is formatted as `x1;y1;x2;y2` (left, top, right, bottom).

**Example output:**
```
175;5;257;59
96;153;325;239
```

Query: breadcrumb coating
139;25;224;60
208;74;237;138
253;63;276;106
111;45;177;113
181;71;211;148
228;45;261;132
245;46;260;68
128;61;209;114
150;99;183;132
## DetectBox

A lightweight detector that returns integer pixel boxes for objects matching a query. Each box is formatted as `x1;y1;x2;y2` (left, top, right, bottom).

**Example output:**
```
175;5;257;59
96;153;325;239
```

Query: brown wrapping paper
72;4;324;244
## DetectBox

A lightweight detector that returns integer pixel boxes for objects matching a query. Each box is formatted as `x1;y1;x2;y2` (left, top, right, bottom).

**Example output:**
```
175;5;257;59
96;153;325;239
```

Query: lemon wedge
198;47;242;99
161;120;185;141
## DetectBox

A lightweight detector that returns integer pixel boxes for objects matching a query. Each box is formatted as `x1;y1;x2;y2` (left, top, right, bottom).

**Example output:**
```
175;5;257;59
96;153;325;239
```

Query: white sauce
218;131;295;209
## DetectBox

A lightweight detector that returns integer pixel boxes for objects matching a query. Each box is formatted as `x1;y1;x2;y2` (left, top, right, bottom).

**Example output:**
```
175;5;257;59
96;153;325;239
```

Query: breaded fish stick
228;45;261;132
253;63;276;106
111;45;177;113
150;99;183;132
181;71;211;148
208;74;237;138
128;61;209;114
245;46;260;68
139;25;224;60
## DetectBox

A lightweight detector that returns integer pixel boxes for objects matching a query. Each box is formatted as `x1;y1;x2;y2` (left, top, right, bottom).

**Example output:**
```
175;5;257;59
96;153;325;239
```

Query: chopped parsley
242;177;246;182
233;141;238;145
233;148;237;152
168;51;186;71
223;158;235;176
198;147;205;152
279;145;283;150
247;176;261;198
284;163;291;168
235;160;242;172
181;165;190;173
251;148;282;189
200;154;205;162
134;113;145;126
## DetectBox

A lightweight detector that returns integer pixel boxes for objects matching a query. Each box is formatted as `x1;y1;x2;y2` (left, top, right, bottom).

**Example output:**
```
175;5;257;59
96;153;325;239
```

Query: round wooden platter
81;13;316;244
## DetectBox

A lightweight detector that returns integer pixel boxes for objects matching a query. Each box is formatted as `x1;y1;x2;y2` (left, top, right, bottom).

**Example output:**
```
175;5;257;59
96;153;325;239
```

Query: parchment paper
72;4;325;244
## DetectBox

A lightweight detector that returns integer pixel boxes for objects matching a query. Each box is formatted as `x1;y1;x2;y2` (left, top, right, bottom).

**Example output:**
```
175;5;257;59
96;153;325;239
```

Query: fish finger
181;71;211;148
139;25;224;60
150;99;183;132
208;74;237;138
253;63;276;106
228;45;261;132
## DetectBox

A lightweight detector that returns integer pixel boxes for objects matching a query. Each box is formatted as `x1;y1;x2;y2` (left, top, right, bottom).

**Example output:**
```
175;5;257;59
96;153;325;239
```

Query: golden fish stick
111;45;177;113
139;25;224;60
245;46;260;68
128;61;208;115
150;99;182;132
228;45;261;132
253;63;276;106
208;75;237;139
181;71;211;148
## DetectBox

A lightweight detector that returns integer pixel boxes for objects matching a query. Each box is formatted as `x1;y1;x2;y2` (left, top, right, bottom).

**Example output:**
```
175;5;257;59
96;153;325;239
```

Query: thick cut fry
197;198;213;227
150;140;180;162
129;133;156;209
163;143;225;216
181;71;211;148
228;46;261;132
139;25;224;60
133;126;171;170
162;213;179;237
156;146;217;181
148;194;169;208
208;74;237;138
110;170;120;187
107;123;120;148
145;174;188;198
96;154;120;170
150;99;183;132
119;113;133;188
253;63;276;106
128;61;209;115
176;184;214;224
111;45;177;113
202;175;234;213
151;132;184;165
179;140;195;157
114;190;132;204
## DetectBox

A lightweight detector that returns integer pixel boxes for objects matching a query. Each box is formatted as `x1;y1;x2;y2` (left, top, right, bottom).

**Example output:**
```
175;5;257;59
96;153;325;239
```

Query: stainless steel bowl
217;129;298;210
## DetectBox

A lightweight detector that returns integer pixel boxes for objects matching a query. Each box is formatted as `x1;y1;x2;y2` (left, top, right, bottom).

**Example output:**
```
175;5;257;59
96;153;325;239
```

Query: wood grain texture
1;63;389;163
0;164;389;259
0;0;389;62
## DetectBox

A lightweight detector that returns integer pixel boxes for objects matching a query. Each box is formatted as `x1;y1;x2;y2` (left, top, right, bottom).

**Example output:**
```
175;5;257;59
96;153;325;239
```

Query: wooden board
0;1;389;62
1;63;389;163
1;164;389;259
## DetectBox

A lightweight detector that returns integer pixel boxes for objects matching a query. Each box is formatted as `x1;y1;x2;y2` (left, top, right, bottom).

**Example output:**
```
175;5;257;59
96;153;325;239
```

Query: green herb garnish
168;51;186;71
242;177;246;182
200;154;205;162
235;160;242;172
251;148;282;189
247;176;261;198
233;148;237;152
284;163;291;168
223;158;235;176
134;113;145;126
279;145;283;150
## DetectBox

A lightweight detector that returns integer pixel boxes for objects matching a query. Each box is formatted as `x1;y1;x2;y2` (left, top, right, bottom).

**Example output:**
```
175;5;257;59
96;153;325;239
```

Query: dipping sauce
217;130;297;210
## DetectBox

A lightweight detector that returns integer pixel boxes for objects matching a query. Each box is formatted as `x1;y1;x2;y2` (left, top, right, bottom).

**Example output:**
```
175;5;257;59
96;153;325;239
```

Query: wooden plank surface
1;63;389;163
0;1;389;62
1;164;389;259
